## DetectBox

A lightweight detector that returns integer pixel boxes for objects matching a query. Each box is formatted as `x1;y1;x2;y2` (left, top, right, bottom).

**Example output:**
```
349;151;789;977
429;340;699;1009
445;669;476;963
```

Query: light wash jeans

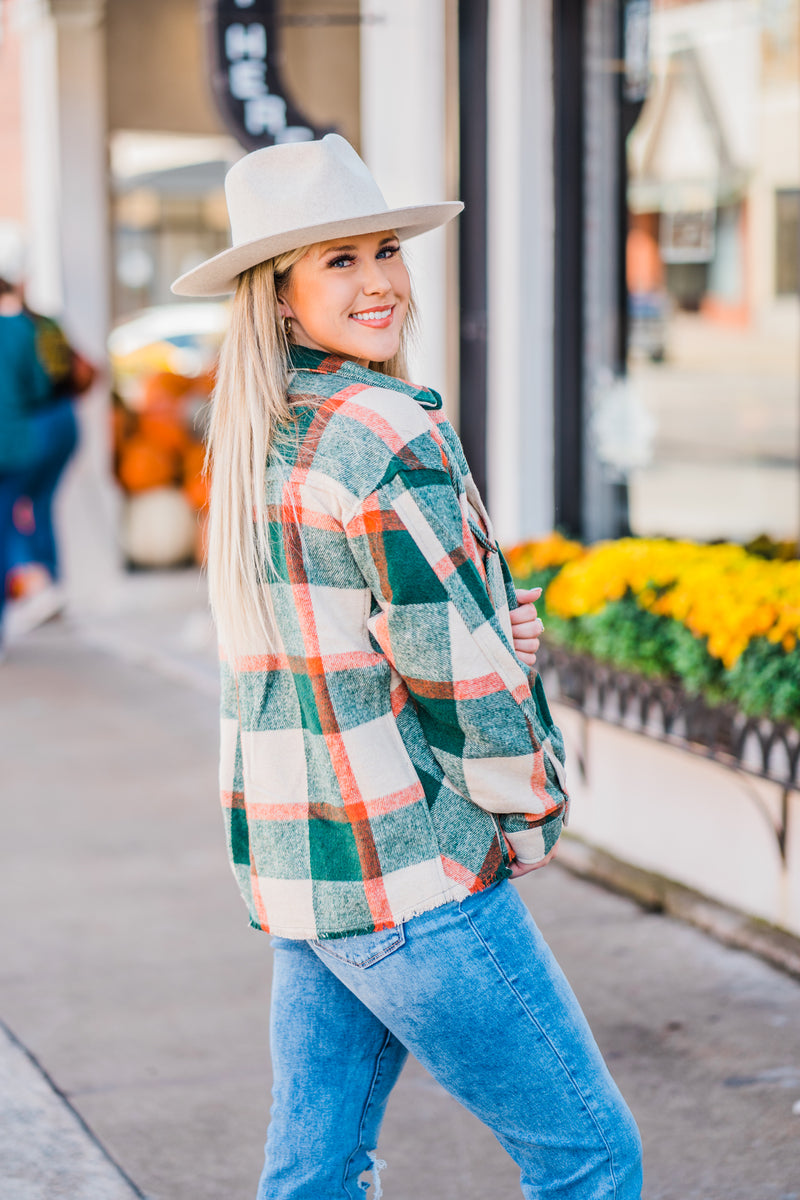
260;880;642;1199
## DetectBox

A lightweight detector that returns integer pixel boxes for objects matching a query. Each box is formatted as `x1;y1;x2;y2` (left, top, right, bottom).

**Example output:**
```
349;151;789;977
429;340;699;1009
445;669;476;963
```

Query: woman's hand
508;842;559;877
507;587;556;873
510;587;545;667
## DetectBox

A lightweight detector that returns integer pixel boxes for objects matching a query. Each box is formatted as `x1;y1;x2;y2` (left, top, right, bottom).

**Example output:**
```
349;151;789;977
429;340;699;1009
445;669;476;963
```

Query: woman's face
278;231;410;366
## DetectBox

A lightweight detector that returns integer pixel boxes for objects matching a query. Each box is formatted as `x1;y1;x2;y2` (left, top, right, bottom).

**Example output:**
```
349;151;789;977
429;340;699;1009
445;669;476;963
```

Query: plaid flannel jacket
219;345;569;939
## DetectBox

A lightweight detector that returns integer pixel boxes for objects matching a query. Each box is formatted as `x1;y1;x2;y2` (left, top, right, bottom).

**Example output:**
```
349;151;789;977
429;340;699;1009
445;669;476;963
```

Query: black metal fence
538;643;799;860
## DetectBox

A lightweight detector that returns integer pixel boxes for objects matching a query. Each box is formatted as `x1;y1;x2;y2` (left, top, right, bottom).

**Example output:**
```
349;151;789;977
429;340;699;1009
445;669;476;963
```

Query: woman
172;135;642;1199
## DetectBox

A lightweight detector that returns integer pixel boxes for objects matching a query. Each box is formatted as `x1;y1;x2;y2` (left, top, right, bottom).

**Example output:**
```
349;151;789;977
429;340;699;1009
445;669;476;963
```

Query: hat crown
226;134;389;249
170;134;463;296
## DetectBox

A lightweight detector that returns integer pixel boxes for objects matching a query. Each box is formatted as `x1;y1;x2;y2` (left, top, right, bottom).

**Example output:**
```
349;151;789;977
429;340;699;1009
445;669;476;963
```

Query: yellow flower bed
504;531;584;578
542;537;800;670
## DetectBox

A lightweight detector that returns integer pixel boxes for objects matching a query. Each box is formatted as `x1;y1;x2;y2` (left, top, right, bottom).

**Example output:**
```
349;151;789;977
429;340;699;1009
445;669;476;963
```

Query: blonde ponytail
206;248;416;661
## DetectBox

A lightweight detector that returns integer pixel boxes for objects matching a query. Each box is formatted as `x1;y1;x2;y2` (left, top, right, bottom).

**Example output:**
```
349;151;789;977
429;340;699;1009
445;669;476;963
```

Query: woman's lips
349;305;394;329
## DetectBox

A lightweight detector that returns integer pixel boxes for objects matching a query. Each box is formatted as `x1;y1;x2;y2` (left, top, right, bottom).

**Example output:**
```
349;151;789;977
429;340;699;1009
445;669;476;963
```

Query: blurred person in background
0;222;95;640
0;223;52;655
172;136;643;1200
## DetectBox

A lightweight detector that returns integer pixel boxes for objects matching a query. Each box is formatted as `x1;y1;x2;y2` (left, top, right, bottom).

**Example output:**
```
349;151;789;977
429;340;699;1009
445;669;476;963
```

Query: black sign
206;0;329;151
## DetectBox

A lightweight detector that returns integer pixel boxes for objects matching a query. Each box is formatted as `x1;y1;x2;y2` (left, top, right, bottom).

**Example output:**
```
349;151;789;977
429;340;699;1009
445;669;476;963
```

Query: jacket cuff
500;809;564;865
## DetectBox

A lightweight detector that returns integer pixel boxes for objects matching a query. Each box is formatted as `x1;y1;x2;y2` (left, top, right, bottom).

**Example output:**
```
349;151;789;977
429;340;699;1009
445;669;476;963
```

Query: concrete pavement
2;604;800;1199
0;1022;141;1200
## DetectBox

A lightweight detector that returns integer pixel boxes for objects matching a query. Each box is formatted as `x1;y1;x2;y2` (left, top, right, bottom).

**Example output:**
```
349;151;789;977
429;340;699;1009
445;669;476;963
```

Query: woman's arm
344;463;568;868
508;841;559;877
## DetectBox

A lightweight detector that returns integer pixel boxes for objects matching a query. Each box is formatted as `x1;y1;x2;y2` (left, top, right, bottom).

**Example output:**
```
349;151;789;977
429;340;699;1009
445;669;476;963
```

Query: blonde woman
172;136;642;1200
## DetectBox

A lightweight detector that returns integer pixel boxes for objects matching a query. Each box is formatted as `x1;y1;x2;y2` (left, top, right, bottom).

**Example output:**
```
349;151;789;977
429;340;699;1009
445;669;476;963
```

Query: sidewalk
2;591;800;1199
0;1023;141;1200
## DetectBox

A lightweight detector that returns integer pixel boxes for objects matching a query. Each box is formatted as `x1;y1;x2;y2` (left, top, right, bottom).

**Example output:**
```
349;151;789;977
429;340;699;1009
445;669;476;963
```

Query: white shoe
4;584;66;641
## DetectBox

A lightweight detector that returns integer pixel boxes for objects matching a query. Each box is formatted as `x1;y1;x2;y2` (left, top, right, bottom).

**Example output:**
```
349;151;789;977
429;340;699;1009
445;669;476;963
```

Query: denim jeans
11;401;79;580
260;879;642;1199
0;468;27;625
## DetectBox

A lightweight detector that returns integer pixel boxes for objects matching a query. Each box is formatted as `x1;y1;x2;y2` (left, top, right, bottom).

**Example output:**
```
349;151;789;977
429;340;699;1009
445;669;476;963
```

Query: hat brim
170;202;464;297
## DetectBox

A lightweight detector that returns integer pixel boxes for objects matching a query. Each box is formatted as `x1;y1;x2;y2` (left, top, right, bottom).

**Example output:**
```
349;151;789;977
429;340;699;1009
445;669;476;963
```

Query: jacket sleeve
343;460;568;865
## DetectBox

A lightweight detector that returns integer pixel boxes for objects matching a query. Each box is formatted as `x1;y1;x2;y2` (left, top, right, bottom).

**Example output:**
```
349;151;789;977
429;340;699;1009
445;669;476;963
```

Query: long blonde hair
206;246;415;660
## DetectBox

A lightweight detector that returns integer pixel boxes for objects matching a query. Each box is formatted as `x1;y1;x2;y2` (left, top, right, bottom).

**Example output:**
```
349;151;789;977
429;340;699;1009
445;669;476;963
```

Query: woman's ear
277;295;293;319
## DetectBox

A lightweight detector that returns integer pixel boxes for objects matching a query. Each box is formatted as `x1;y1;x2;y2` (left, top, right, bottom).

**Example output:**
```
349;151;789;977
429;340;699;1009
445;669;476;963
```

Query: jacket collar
289;344;443;410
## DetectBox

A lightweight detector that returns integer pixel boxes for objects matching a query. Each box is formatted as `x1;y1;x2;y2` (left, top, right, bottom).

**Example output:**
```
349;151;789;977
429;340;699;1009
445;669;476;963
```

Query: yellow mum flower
520;535;800;669
504;532;585;575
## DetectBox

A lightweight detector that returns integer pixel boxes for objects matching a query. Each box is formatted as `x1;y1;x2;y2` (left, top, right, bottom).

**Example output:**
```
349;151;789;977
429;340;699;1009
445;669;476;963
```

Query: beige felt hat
171;134;463;298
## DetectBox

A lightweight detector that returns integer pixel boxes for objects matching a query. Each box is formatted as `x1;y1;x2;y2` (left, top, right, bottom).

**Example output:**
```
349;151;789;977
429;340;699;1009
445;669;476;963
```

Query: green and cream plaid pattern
219;346;569;939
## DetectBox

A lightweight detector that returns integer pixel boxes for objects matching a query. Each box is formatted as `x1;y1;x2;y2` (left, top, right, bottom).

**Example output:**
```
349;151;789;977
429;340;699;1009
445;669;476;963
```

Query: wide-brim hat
171;134;463;298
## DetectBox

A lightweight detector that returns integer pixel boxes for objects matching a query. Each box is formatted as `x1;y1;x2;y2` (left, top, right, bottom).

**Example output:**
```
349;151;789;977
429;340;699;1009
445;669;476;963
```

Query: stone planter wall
540;648;800;937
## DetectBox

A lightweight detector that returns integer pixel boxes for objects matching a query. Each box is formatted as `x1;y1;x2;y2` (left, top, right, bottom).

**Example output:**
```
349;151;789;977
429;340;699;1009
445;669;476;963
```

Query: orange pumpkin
138;411;190;455
182;441;209;510
184;472;210;511
140;370;193;410
182;441;206;480
117;436;178;493
195;367;217;397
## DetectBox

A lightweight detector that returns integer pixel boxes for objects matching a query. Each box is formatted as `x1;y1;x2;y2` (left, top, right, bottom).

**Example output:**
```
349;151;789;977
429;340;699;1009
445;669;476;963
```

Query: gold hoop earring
283;316;292;337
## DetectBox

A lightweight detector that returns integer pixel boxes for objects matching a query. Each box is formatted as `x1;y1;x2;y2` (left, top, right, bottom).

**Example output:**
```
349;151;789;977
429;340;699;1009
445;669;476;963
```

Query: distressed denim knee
259;938;407;1200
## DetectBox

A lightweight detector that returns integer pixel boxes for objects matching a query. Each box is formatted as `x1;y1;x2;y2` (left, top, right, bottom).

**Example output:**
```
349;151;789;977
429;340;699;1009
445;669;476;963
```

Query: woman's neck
290;331;368;369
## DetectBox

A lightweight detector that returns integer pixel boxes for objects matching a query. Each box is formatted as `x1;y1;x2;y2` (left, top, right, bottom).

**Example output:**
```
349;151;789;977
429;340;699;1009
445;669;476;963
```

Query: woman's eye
377;245;400;259
329;255;355;269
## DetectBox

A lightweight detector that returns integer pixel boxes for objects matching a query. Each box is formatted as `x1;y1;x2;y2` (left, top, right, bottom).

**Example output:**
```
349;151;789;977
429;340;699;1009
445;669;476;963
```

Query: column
17;0;122;605
359;0;456;403
486;0;555;543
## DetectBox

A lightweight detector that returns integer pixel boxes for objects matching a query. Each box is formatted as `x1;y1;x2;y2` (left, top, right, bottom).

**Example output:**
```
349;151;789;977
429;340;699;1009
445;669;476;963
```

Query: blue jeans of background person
0;468;28;626
260;880;643;1200
11;401;79;580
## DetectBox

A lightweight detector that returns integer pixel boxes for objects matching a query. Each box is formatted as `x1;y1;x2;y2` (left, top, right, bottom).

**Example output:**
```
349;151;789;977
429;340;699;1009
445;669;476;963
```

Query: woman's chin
350;333;400;364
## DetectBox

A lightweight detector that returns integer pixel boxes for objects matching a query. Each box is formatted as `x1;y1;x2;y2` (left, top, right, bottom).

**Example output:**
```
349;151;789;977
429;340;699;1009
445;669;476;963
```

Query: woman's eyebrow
320;236;398;255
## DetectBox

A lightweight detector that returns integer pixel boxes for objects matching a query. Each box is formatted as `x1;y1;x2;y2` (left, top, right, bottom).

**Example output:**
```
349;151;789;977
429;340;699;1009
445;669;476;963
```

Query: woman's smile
349;305;395;328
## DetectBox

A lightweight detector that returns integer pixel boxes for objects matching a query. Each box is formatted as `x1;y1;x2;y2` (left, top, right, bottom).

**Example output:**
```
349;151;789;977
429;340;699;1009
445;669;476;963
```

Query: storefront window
625;0;800;544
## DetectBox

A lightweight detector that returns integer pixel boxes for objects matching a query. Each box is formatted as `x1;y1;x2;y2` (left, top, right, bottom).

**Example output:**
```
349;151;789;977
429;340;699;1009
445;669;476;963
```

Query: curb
557;834;800;983
0;1020;149;1200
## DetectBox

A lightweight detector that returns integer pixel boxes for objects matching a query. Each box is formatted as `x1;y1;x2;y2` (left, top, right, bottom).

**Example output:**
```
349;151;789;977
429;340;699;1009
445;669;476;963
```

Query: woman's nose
362;262;392;296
